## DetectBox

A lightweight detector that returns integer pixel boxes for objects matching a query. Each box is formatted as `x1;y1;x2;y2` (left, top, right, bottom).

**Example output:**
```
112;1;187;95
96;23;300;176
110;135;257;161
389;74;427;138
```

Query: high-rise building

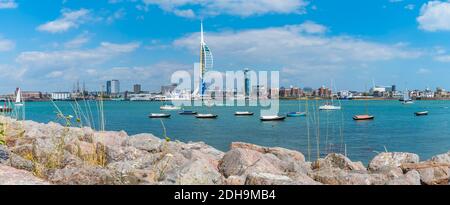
111;80;120;94
106;81;112;95
133;84;142;94
244;68;250;97
199;22;213;96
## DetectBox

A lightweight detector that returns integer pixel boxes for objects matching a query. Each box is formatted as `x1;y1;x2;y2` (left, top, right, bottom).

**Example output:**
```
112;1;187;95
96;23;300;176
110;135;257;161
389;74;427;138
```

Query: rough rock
0;164;49;185
368;152;419;171
309;168;373;185
223;175;246;185
7;153;34;172
385;170;421;185
430;152;450;164
219;148;283;178
163;159;223;185
312;153;366;172
245;173;297;185
124;133;162;153
401;162;450;185
231;142;305;162
48;165;119;185
0;145;9;163
104;145;148;163
92;131;128;147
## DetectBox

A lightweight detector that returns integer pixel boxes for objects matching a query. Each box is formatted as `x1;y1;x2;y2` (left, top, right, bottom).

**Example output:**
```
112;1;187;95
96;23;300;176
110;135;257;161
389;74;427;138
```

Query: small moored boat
196;114;218;119
235;111;254;116
287;112;306;117
179;110;197;115
319;104;341;110
149;113;171;118
415;111;428;116
353;115;374;121
260;115;286;121
160;105;181;110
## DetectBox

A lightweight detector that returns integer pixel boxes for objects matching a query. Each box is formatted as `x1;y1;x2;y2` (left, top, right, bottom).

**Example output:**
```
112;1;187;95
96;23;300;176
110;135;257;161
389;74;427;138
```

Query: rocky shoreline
0;116;449;185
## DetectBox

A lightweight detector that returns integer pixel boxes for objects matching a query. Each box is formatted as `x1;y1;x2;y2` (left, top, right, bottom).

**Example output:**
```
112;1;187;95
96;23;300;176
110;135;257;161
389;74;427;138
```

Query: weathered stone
0;145;9;163
0;164;49;185
401;161;450;185
104;145;148;163
7;153;34;172
152;152;189;182
309;168;372;185
65;140;96;157
368;152;419;171
92;131;128;147
48;165;119;185
231;142;305;162
163;159;223;185
123;133;162;153
312;153;366;172
219;148;283;178
385;170;421;185
245;173;296;185
430;152;450;164
223;175;246;185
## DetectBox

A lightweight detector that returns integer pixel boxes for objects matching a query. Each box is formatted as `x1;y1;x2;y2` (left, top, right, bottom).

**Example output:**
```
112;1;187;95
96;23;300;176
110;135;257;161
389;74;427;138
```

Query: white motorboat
235;111;254;116
160;105;181;110
195;114;218;119
149;113;171;118
319;104;341;110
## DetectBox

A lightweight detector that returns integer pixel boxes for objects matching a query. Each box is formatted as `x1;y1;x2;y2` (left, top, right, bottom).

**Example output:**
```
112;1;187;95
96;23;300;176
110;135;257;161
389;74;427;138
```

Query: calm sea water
17;100;450;164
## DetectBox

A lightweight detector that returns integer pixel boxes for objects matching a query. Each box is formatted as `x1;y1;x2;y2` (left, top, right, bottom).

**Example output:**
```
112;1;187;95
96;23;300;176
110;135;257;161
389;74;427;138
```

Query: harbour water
18;100;450;164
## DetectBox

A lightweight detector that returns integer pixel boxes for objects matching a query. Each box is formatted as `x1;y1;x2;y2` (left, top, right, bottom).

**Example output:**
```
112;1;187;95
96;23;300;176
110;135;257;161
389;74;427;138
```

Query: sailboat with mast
353;85;374;120
15;88;24;107
319;81;341;110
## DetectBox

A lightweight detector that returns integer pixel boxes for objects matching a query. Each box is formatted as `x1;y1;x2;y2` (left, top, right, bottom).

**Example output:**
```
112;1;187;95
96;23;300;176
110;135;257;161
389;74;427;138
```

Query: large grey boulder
385;170;421;185
430;151;450;164
0;145;9;163
124;134;162;153
219;148;283;178
0;164;49;185
163;159;223;185
7;153;34;172
401;161;450;185
309;168;373;185
245;173;297;185
48;165;119;185
368;152;419;171
312;153;366;172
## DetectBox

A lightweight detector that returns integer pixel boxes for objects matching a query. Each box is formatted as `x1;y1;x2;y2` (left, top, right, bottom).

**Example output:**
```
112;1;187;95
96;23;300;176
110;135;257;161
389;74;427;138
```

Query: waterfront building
161;83;178;95
51;92;71;101
133;84;142;94
21;91;43;101
244;68;250;97
106;81;112;95
111;80;120;95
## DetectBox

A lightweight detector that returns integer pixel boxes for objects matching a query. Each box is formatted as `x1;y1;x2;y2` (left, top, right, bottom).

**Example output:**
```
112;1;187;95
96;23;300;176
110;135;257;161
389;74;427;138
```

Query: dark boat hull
196;115;218;119
235;113;254;116
179;111;197;115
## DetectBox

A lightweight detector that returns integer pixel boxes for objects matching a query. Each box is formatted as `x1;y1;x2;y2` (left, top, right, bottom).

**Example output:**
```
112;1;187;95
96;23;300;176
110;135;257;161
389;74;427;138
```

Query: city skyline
2;0;450;93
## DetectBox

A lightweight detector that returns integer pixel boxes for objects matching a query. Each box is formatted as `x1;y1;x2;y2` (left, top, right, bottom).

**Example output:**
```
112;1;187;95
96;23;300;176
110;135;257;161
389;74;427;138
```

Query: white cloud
16;41;141;67
389;0;403;3
173;9;196;18
107;9;126;24
173;22;421;86
0;0;17;9
64;32;91;48
0;36;14;51
434;54;450;62
141;0;308;17
45;70;64;78
417;1;450;31
37;9;91;33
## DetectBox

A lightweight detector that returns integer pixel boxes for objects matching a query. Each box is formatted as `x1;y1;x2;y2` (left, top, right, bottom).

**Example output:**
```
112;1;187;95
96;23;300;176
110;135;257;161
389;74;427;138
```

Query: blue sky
1;0;450;93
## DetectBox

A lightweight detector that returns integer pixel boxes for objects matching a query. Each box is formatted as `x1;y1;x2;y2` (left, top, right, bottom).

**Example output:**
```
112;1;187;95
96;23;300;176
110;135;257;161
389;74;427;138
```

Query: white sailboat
402;89;414;104
319;81;341;110
15;88;24;107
